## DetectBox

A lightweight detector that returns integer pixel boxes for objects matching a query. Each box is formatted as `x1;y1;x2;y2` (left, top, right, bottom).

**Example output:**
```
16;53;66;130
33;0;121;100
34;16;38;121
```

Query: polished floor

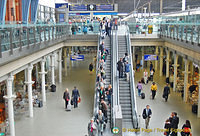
15;54;96;136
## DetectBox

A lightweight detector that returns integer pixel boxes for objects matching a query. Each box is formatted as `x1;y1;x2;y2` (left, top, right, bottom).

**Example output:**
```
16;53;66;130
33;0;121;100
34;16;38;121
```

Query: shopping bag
78;97;81;103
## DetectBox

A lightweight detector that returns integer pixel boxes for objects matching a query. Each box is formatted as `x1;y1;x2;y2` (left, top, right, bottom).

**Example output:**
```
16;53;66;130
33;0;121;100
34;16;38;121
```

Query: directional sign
144;54;158;61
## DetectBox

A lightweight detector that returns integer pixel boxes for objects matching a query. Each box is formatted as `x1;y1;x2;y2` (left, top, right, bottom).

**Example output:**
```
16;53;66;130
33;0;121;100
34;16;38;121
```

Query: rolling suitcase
66;104;72;111
192;104;198;114
141;93;145;99
38;101;43;108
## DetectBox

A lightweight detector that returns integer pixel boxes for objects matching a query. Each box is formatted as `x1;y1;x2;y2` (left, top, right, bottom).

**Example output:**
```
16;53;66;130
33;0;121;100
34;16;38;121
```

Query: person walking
150;69;154;81
137;81;143;96
181;120;192;136
143;69;148;84
150;61;153;72
89;63;94;74
117;58;124;78
72;86;80;108
169;112;179;136
163;83;170;102
63;88;70;109
88;119;97;136
164;119;171;136
151;82;157;99
142;105;152;129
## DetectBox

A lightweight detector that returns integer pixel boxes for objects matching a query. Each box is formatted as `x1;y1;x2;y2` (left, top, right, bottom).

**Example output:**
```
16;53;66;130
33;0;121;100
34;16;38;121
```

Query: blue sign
70;55;84;61
69;4;87;11
93;12;118;15
59;14;64;22
55;3;68;8
96;4;114;11
144;55;158;61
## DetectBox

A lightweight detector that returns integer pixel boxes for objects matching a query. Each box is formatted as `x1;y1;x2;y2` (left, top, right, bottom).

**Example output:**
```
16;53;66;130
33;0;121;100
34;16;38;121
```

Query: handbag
78;97;81;103
164;132;167;135
70;99;73;105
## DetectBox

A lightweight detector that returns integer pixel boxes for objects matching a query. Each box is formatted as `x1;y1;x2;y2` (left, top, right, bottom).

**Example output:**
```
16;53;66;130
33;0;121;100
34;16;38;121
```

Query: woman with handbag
63;88;70;109
181;120;192;136
164;119;171;136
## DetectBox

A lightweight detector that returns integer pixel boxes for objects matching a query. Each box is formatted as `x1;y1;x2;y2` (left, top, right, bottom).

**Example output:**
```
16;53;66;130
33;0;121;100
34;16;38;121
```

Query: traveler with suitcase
136;81;143;96
63;88;70;109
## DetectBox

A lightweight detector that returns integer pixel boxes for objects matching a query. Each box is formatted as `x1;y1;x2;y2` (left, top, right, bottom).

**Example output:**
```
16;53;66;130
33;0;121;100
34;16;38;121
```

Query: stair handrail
126;26;139;128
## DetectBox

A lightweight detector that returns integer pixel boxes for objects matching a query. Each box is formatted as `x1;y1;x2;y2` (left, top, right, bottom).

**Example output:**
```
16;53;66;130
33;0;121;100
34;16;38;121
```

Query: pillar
69;47;72;70
190;62;194;81
160;0;163;14
166;50;170;78
155;46;159;71
35;63;39;83
39;57;47;103
160;47;163;76
142;47;144;69
132;46;135;68
183;58;189;102
58;49;63;83
3;75;16;136
25;64;34;117
50;53;55;85
90;12;93;20
63;48;68;76
182;0;186;11
197;74;200;118
173;53;179;91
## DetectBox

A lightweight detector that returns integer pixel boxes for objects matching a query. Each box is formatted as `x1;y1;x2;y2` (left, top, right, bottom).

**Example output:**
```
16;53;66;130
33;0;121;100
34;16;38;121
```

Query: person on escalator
106;84;113;107
95;110;105;136
100;99;108;123
117;58;124;78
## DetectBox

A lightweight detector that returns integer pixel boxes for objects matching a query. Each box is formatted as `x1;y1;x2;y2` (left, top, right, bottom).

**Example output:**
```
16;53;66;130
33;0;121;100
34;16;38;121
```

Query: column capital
28;64;33;70
41;58;46;63
57;59;63;62
51;52;56;57
39;72;47;75
24;81;35;85
7;75;14;82
172;64;179;67
182;71;190;74
3;95;16;100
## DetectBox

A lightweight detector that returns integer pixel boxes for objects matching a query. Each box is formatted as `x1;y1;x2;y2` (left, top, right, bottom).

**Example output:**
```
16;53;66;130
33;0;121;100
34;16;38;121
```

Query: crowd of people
88;20;113;136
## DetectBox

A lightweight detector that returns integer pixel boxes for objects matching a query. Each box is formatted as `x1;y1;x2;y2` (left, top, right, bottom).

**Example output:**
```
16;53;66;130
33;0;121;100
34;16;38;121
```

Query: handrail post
10;28;13;54
19;27;22;51
0;30;2;58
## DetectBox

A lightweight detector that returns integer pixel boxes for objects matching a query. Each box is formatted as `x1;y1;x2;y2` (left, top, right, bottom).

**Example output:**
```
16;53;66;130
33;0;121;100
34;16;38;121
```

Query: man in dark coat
72;86;80;108
163;83;170;102
117;58;124;78
169;112;179;136
142;105;152;129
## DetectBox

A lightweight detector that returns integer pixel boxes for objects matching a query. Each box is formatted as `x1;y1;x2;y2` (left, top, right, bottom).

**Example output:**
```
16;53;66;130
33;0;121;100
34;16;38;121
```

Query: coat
88;122;97;136
169;116;179;129
117;61;123;70
163;86;170;96
142;108;152;119
63;92;70;101
72;89;80;98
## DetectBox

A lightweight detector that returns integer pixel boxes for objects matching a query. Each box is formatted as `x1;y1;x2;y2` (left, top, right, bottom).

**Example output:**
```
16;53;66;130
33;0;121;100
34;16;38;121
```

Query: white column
39;58;47;103
173;53;179;91
63;48;68;76
166;50;170;78
25;65;34;117
3;75;16;136
142;47;144;69
160;47;163;76
132;46;135;68
35;63;39;83
183;59;189;102
182;0;186;11
197;75;200;118
160;0;163;14
58;49;63;83
155;46;159;71
50;53;56;85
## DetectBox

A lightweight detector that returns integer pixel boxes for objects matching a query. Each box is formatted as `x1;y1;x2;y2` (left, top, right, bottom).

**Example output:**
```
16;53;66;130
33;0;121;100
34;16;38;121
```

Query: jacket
137;83;143;90
72;89;80;98
117;61;123;70
63;92;70;101
151;84;157;91
169;116;179;129
142;108;152;119
163;86;170;96
125;63;131;72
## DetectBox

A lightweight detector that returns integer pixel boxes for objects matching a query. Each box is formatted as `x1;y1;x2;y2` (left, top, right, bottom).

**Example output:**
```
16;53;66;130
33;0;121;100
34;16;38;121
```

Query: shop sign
144;54;158;61
70;55;84;61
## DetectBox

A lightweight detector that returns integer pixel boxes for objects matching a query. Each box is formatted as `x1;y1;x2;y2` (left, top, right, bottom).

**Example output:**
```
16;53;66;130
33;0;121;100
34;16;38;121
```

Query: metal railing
126;26;139;128
0;23;100;58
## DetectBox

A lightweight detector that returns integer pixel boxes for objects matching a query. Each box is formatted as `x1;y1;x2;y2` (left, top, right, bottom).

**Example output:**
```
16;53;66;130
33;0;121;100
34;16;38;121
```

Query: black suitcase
192;104;198;114
38;101;43;108
50;84;56;92
141;93;145;99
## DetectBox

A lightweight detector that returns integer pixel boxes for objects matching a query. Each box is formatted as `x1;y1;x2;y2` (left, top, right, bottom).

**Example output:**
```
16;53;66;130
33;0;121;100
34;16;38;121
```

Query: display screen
69;4;87;11
96;4;114;11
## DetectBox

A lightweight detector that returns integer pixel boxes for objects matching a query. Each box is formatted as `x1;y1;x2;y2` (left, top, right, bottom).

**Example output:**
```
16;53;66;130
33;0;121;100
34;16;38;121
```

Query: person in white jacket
143;69;148;84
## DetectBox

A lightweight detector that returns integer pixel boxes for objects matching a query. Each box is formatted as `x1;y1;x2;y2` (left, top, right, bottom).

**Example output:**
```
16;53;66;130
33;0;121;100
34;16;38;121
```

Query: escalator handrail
126;26;139;128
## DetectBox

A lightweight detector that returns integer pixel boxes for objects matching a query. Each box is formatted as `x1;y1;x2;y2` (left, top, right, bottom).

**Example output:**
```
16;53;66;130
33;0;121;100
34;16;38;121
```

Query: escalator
118;36;133;128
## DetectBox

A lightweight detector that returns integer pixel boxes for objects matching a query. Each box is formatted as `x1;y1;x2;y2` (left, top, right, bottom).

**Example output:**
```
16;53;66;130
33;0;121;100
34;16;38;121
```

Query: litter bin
50;84;56;92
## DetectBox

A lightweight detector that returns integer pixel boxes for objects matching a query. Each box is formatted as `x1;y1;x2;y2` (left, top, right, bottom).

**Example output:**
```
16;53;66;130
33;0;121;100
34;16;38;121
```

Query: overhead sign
69;4;87;11
69;13;90;16
144;55;158;61
70;55;84;61
55;3;68;9
96;4;114;11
